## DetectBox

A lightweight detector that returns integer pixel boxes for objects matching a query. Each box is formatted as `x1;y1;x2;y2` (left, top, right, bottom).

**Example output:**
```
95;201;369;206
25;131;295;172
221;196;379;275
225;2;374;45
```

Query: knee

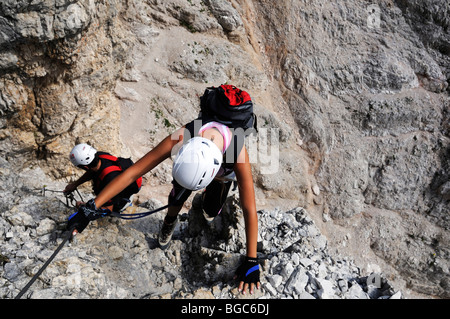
168;182;191;206
201;195;222;218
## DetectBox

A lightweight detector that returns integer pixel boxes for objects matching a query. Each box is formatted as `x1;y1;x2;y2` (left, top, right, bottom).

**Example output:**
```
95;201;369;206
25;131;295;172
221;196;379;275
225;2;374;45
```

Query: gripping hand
235;257;260;286
67;199;110;233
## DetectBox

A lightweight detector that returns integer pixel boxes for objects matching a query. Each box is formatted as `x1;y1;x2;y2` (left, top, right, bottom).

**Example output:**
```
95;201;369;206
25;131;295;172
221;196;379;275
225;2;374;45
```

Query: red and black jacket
92;152;142;207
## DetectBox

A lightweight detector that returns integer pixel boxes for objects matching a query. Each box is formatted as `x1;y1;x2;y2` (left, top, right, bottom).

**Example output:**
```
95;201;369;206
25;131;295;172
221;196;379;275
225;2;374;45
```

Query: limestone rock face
0;0;448;298
0;0;129;177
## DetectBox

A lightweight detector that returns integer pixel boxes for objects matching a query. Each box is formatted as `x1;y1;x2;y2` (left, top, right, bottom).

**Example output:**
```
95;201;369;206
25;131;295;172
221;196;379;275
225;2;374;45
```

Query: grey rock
338;279;348;293
263;282;277;297
299;258;314;268
36;218;56;236
390;291;402;299
205;0;243;32
345;282;370;299
1;0;446;299
315;278;336;299
284;268;309;296
3;263;20;282
268;274;283;289
299;291;316;299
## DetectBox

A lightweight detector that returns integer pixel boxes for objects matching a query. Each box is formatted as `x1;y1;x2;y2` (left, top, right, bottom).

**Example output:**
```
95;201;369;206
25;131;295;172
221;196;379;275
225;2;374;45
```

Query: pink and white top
198;121;232;154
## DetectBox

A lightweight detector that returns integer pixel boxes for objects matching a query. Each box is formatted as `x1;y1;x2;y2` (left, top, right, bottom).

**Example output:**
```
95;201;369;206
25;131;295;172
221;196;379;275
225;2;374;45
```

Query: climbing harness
14;227;75;299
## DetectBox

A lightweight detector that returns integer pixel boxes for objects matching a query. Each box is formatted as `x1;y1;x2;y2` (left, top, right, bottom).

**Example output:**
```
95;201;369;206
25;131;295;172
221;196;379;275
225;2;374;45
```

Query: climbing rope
14;228;75;299
111;188;186;220
111;204;170;220
13;203;170;298
14;188;184;297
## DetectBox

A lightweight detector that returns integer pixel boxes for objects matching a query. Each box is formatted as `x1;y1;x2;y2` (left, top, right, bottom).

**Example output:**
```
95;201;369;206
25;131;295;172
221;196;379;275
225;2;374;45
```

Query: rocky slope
1;0;449;298
0;163;400;299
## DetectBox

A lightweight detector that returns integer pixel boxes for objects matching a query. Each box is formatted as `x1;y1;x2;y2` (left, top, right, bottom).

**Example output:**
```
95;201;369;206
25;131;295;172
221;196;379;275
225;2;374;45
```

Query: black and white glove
80;199;111;220
67;199;110;233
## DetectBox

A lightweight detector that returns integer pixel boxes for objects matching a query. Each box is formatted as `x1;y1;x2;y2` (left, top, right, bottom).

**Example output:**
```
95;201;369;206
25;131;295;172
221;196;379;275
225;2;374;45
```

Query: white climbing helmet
69;143;97;167
172;137;223;191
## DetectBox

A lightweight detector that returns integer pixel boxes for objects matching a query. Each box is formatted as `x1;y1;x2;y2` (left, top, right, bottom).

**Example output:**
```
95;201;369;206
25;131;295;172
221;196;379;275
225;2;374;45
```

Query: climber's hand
67;210;90;234
79;199;111;221
234;256;261;295
67;199;111;234
63;183;77;195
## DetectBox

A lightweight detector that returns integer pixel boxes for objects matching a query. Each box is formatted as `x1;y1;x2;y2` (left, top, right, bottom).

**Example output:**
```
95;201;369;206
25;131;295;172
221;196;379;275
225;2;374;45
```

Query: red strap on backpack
98;154;142;189
220;85;251;106
99;166;122;180
98;154;118;162
98;154;122;181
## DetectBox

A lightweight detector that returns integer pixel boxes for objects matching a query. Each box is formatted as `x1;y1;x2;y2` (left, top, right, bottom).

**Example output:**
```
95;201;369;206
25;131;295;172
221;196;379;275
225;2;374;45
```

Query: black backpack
199;84;257;133
97;153;142;193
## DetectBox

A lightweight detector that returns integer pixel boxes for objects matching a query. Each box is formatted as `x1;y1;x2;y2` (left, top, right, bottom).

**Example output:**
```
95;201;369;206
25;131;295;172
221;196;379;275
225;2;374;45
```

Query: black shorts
168;179;232;217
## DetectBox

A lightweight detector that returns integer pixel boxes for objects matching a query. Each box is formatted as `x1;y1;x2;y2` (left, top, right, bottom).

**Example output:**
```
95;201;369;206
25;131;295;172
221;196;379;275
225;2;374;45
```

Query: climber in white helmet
64;143;142;218
72;85;260;295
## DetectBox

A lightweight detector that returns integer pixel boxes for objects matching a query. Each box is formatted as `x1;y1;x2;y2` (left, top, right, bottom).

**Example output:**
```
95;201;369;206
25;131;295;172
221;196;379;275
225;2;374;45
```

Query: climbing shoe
158;216;177;250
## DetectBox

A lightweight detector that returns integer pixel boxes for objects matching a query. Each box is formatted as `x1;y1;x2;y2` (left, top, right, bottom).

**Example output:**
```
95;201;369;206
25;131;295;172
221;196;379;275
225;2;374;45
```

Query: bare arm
93;128;184;208
64;171;93;193
234;145;260;294
234;146;258;259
